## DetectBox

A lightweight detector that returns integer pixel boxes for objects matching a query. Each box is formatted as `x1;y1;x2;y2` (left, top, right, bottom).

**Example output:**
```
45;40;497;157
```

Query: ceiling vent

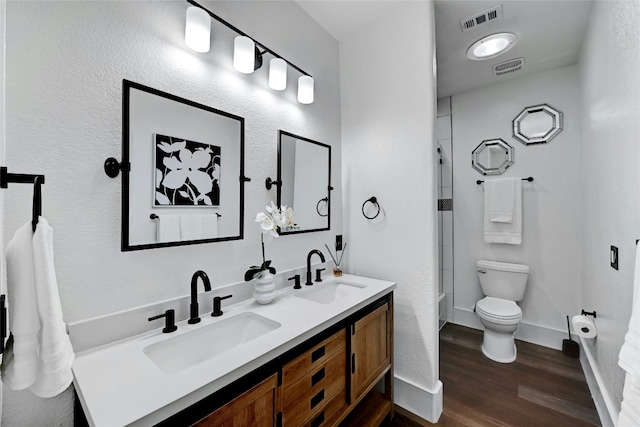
460;5;503;32
493;57;524;76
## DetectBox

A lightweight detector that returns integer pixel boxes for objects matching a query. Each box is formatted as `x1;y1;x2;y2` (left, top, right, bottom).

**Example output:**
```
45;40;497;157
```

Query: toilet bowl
476;260;529;363
476;296;522;363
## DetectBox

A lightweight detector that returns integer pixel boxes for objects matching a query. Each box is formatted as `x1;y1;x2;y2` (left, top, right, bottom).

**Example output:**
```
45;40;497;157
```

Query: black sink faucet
305;250;326;286
188;270;211;324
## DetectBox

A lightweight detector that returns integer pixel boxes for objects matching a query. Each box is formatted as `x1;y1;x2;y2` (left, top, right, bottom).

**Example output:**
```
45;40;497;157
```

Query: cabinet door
192;373;278;427
350;302;391;401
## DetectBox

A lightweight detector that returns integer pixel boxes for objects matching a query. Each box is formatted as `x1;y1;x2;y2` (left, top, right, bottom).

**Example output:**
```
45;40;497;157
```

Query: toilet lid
476;297;522;320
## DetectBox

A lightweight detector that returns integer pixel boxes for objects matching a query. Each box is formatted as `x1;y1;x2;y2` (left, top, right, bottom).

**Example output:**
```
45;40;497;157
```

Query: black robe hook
32;176;42;232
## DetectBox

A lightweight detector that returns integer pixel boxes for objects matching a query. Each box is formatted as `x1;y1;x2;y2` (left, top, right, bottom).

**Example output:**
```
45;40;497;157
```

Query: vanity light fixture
297;75;314;104
269;58;287;91
184;0;314;104
233;36;258;74
185;6;211;53
467;32;517;61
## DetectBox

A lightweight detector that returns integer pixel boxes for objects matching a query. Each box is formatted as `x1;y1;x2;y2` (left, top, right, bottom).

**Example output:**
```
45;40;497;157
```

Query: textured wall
340;0;439;414
451;65;583;338
579;0;640;415
4;1;341;425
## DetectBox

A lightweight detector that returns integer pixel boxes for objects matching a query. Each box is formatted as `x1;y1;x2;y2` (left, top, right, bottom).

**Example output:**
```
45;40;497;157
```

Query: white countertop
72;274;395;427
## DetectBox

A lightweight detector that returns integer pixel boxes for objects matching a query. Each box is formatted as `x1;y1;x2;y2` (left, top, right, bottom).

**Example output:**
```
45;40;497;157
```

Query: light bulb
269;58;287;91
185;6;210;53
234;36;255;74
297;75;314;104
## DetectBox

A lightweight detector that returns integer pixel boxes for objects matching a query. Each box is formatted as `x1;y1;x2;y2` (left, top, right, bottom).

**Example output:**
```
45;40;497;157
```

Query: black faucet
188;270;211;324
212;294;232;317
305;249;326;286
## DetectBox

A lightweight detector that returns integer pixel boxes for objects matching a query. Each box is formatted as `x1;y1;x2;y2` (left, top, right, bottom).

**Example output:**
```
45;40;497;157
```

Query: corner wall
451;65;583;349
339;1;441;422
3;1;341;425
579;0;640;423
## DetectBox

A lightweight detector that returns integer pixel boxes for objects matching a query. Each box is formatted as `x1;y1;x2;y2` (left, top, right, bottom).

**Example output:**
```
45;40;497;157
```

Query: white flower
255;212;278;238
162;148;213;195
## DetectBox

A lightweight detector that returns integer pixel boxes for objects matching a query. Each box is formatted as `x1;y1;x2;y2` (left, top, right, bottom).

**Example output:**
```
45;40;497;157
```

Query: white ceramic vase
253;271;276;304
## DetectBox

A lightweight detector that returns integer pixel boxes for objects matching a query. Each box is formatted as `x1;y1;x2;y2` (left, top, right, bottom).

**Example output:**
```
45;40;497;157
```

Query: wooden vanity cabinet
132;293;393;427
191;373;278;427
350;301;392;403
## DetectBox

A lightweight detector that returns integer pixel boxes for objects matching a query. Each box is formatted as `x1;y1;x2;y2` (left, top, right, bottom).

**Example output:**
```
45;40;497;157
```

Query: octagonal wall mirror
277;131;331;235
472;138;514;176
122;80;245;251
513;103;563;145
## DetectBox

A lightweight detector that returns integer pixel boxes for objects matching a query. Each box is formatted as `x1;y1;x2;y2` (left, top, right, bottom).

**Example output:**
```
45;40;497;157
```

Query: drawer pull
351;353;356;374
311;411;325;427
311;368;326;386
311;345;325;363
310;389;325;410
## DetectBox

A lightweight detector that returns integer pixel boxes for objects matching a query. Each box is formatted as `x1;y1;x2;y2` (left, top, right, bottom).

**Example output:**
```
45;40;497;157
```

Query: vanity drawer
304;390;348;427
282;350;346;426
283;328;346;384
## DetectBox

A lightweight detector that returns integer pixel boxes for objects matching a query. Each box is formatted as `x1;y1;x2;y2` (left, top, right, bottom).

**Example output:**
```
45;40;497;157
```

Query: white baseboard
453;307;566;350
394;375;443;423
579;337;617;427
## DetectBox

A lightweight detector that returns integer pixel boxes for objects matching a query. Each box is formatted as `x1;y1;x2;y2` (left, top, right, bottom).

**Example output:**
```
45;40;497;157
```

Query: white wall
340;1;441;422
4;1;341;425
452;65;583;348
579;0;640;421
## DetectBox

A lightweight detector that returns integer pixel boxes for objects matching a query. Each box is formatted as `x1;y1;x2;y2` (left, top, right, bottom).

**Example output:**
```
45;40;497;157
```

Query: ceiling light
185;6;211;53
297;76;314;104
269;58;287;91
467;33;516;61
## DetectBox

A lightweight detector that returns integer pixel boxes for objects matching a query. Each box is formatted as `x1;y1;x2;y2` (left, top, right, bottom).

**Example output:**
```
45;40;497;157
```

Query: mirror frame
277;130;332;235
121;80;246;251
512;103;563;145
471;138;514;176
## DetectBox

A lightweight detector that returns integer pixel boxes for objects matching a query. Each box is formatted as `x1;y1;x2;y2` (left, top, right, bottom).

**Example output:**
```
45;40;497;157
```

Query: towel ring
316;197;329;217
32;176;43;232
362;197;380;220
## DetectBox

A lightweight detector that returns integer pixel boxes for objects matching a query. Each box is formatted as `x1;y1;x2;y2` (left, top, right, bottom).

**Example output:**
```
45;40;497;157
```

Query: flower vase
253;271;276;304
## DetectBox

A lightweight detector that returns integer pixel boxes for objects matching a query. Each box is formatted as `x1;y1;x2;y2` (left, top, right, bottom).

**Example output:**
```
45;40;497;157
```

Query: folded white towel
29;217;74;398
202;214;219;239
1;222;39;390
487;178;516;223
156;214;180;243
180;215;203;241
483;178;522;244
619;245;640;426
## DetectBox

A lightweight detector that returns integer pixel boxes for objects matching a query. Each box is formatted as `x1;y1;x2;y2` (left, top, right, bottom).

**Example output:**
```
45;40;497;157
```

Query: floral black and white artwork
154;134;221;207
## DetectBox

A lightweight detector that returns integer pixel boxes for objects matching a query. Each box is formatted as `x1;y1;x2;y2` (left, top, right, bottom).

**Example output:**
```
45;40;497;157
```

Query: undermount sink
296;281;366;304
143;312;281;375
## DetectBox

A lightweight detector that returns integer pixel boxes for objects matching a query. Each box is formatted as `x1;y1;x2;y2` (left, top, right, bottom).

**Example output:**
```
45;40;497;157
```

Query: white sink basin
296;281;366;304
143;312;281;375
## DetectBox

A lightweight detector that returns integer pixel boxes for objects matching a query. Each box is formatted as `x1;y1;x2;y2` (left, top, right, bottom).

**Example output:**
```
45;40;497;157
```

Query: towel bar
150;213;221;219
477;177;534;185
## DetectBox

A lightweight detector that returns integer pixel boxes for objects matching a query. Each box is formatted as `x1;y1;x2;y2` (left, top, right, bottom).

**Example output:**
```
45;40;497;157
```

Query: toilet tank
476;260;529;301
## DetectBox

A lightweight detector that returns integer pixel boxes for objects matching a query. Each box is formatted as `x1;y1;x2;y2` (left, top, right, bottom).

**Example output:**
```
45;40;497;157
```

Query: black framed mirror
122;80;245;251
276;131;331;235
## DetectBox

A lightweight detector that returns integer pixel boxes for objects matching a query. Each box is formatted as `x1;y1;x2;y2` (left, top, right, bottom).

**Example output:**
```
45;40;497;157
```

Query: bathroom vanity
72;275;395;426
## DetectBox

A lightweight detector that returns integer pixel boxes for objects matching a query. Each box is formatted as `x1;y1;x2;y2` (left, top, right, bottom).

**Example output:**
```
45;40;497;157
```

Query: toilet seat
476;297;522;324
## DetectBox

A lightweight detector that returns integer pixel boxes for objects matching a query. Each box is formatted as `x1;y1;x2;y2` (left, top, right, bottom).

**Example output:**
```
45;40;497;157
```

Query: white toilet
475;260;530;363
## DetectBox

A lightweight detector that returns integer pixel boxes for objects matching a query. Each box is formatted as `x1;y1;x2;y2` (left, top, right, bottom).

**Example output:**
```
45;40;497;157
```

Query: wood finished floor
385;323;599;427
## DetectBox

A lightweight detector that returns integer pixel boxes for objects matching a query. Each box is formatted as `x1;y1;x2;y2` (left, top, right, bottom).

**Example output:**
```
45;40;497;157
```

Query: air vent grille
460;5;503;32
493;58;524;76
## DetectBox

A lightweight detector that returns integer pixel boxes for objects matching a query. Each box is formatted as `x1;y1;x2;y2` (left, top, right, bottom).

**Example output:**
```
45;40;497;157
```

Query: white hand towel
487;178;516;223
180;215;203;241
202;214;219;239
483;179;522;245
1;222;39;390
29;217;74;398
156;214;180;243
